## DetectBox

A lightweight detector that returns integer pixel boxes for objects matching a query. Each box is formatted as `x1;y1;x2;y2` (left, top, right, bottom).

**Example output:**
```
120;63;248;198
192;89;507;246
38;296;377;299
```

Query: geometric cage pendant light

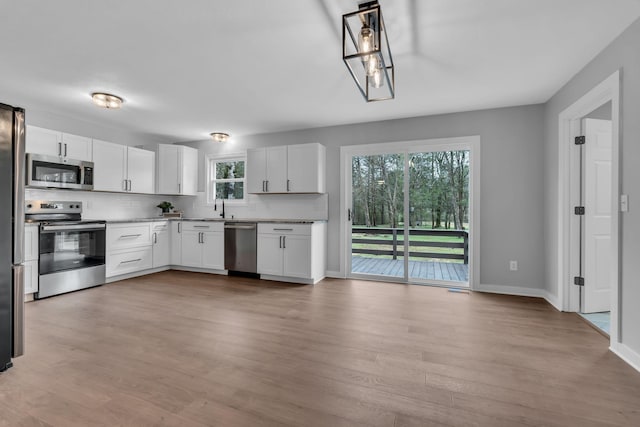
342;1;395;102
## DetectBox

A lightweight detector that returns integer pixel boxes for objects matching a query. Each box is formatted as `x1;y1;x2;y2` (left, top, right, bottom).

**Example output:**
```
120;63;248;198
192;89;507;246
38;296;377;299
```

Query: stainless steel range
26;201;106;299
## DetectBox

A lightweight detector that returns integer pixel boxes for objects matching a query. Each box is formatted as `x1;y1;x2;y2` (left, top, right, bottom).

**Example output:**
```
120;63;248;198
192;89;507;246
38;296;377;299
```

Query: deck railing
352;227;469;264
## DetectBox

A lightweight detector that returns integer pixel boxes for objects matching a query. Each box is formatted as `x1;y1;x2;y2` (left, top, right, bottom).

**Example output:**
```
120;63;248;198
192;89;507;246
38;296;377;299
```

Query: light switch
621;194;629;212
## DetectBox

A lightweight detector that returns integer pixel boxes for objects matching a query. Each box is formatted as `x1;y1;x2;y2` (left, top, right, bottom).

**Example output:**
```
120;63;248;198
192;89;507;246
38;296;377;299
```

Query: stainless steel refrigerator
0;103;25;372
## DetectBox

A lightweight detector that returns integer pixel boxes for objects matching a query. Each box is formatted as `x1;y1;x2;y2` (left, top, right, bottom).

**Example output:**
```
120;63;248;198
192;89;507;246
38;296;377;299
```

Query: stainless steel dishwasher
224;222;257;273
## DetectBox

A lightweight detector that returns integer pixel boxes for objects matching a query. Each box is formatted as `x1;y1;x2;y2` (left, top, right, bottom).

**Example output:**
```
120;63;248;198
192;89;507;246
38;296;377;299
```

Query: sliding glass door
407;150;469;285
346;141;473;287
350;153;405;279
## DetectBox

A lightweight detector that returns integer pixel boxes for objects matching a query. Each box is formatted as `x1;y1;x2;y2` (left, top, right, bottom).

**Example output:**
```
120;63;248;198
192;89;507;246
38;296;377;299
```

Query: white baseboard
610;343;640;373
325;270;344;279
475;284;562;311
542;289;562;311
475;283;545;298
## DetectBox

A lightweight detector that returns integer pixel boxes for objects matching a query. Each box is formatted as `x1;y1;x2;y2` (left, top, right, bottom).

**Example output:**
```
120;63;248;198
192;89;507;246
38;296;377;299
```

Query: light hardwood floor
1;271;639;426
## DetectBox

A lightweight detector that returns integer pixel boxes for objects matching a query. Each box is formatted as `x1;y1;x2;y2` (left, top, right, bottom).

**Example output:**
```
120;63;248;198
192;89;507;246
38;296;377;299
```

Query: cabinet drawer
182;221;224;232
152;221;169;232
107;223;152;250
258;223;311;236
106;247;153;278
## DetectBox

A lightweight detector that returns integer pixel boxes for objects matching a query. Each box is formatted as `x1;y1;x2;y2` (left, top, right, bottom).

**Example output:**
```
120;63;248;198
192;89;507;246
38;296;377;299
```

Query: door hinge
575;136;585;145
574;276;585;286
574;206;585;215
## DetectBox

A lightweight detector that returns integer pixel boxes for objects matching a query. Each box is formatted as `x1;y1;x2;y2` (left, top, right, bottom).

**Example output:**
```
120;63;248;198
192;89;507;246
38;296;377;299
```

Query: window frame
205;152;247;205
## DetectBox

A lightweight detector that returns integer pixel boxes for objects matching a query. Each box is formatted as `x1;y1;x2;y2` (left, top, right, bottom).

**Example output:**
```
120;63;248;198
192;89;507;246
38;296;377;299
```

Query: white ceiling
0;0;638;142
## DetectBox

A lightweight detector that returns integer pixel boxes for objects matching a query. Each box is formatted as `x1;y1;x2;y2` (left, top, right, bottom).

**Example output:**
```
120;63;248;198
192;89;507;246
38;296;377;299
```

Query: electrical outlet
509;260;518;271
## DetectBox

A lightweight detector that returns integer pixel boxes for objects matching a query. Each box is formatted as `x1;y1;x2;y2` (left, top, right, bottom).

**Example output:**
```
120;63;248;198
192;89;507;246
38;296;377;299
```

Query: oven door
27;154;93;190
39;223;106;275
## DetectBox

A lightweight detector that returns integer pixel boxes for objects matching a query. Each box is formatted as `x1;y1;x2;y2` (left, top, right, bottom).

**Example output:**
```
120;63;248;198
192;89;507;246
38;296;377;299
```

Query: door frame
557;70;620;346
339;135;481;290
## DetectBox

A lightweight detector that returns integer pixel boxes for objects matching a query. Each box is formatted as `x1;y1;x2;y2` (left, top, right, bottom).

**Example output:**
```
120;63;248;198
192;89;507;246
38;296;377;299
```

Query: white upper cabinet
247;146;287;193
92;140;127;192
286;143;326;193
62;133;93;162
26;126;61;157
127;147;155;194
92;139;155;194
247;143;325;194
26;125;92;162
157;144;198;195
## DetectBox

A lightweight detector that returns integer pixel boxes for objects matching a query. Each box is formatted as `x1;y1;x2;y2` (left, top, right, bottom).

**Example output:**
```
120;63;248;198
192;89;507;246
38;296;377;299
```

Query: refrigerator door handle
12;266;25;358
13;109;25;264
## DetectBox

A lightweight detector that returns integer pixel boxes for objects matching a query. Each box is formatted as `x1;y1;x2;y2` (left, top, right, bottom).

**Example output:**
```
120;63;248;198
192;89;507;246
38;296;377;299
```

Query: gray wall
184;104;546;289
544;17;640;352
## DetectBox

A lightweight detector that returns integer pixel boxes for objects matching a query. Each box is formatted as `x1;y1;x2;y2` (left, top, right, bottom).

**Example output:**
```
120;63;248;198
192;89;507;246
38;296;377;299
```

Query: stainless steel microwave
26;154;94;190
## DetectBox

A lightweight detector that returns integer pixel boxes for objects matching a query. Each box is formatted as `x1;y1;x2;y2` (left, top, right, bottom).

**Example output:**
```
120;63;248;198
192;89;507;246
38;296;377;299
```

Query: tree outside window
208;156;246;203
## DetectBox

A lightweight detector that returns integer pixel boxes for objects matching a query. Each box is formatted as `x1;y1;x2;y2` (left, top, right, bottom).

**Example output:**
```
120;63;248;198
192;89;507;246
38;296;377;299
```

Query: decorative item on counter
156;201;174;213
162;211;182;218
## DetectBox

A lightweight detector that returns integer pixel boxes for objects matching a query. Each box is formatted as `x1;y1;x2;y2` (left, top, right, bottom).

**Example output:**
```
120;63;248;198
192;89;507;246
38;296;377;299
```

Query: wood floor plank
1;271;639;426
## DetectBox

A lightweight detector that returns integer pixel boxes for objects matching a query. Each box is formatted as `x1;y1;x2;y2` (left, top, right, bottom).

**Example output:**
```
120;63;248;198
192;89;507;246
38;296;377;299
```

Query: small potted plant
156;201;174;213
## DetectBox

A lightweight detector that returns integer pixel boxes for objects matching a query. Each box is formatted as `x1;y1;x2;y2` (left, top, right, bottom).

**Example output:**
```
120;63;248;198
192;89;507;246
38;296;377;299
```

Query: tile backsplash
24;189;328;221
25;189;177;220
181;192;329;221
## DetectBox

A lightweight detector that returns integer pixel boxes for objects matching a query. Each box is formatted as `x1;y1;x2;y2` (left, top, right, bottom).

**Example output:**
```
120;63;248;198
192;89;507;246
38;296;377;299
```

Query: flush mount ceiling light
210;132;230;142
91;92;123;109
343;1;395;102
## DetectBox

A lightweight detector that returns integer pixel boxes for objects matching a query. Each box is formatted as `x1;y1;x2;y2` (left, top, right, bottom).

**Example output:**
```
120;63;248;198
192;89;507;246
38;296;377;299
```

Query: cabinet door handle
273;228;293;231
178;223;181;233
282;235;286;249
119;233;142;239
153;232;157;244
123;180;127;191
64;143;67;157
279;236;282;249
120;258;142;264
266;180;269;192
262;180;265;192
201;233;205;244
287;179;290;192
193;225;210;229
178;183;181;194
128;180;132;191
58;142;62;156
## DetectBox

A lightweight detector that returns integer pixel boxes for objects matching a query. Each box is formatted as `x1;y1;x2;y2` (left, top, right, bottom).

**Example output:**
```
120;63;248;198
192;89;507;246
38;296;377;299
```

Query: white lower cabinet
170;221;182;265
24;260;39;295
107;222;154;278
152;221;170;268
106;247;153;277
180;222;224;270
24;224;39;295
257;222;326;283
